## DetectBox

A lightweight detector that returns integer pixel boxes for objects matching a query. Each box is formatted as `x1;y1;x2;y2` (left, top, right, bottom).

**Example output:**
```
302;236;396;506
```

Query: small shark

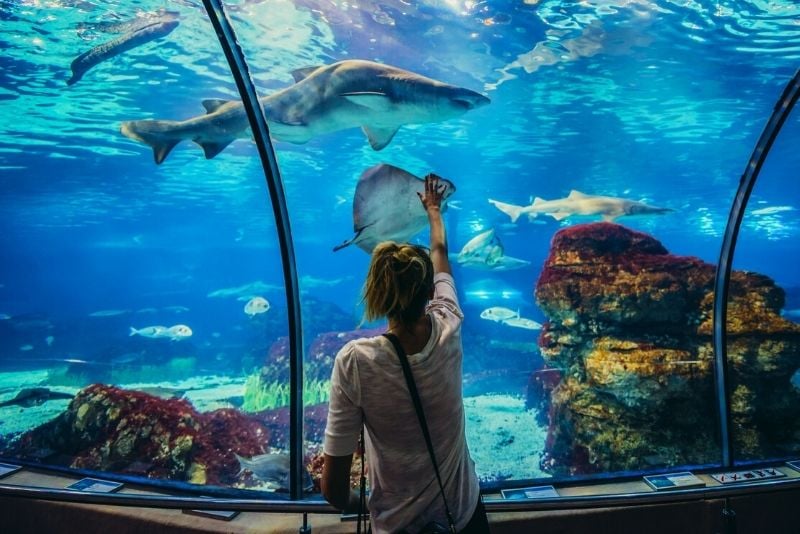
68;13;179;85
455;228;530;271
489;190;673;223
0;387;73;408
456;228;503;266
121;59;490;164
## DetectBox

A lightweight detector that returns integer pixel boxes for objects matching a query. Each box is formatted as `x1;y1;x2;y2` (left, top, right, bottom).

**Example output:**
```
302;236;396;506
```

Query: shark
489;190;673;223
120;59;490;164
456;228;504;266
68;13;179;86
0;387;74;408
454;228;530;271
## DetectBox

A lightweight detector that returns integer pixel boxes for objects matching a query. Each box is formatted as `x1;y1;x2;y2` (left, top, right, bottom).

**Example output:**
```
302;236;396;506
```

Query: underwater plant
242;371;330;412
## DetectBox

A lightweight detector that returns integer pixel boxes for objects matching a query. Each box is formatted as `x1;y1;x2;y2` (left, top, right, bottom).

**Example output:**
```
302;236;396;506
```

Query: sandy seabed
464;394;550;482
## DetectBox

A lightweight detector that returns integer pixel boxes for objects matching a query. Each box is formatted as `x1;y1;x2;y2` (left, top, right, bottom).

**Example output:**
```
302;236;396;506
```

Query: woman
321;174;490;533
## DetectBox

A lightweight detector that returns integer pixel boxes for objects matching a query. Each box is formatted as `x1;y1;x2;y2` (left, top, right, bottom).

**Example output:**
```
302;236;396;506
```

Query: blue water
0;0;799;490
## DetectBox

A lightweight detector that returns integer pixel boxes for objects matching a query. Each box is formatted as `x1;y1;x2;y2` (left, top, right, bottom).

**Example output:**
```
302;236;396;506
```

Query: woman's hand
418;173;451;274
418;173;447;212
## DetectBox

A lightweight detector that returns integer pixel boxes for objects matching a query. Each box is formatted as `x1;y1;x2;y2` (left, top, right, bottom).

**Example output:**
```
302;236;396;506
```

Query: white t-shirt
324;272;480;534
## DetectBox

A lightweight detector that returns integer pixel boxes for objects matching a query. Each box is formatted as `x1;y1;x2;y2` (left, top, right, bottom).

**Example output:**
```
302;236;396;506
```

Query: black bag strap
357;424;369;534
383;333;456;533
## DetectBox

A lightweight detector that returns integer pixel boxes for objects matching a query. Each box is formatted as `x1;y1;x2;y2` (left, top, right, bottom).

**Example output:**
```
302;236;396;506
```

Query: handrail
2;477;800;513
201;0;305;500
712;69;800;466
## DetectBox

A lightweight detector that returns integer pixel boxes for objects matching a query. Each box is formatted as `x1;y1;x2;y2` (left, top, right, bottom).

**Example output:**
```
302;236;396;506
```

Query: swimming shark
68;13;179;86
454;228;530;271
456;228;504;266
489;190;673;223
120;59;490;164
0;387;74;408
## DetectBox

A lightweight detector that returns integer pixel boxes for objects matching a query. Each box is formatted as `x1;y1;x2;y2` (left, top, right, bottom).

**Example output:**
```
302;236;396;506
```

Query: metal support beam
712;69;800;466
201;0;305;499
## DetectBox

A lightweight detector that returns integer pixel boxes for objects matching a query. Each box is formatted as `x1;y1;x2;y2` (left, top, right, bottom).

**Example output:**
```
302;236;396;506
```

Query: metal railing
1;476;800;513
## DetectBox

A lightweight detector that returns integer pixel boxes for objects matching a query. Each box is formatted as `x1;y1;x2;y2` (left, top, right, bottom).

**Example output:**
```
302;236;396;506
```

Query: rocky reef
4;384;273;487
261;327;385;384
534;222;800;476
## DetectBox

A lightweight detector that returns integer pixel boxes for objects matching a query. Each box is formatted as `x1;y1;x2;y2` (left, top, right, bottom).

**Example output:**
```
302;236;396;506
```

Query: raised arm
417;173;451;275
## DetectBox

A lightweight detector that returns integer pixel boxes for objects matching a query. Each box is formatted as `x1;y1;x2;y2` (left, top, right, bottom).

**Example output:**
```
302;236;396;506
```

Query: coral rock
534;223;800;475
6;384;271;486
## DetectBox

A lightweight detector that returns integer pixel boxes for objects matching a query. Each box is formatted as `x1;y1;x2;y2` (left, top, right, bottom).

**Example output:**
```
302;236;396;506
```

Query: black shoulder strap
383;333;456;533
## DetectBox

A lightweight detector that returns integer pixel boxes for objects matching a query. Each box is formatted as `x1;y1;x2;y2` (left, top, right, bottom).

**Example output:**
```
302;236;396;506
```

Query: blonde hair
362;241;434;325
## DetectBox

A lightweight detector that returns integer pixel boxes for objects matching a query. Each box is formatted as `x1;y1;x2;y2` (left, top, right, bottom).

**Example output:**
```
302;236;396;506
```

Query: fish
166;324;193;340
751;205;795;216
244;297;270;316
455;228;530;271
136;307;158;314
207;281;280;299
120;59;490;164
110;353;143;365
163;305;190;313
334;163;456;253
458;255;531;271
129;325;169;338
456;228;504;266
300;275;353;288
0;313;11;320
45;335;54;347
489;190;672;223
135;386;188;400
67;15;179;85
480;307;519;322
234;452;313;489
501;316;542;330
77;10;179;34
19;344;34;352
89;309;130;317
0;387;74;408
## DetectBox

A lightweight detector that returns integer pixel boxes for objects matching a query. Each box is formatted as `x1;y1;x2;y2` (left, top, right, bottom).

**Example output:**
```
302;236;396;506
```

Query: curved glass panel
0;1;291;495
727;96;800;465
3;0;800;500
226;0;800;493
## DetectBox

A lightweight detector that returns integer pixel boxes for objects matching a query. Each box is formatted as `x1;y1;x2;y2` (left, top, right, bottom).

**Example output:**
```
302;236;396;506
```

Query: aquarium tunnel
1;0;800;529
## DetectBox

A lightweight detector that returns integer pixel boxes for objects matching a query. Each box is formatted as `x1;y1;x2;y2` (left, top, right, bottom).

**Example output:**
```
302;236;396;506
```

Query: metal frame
712;69;800;466
2;477;800;513
201;0;305;500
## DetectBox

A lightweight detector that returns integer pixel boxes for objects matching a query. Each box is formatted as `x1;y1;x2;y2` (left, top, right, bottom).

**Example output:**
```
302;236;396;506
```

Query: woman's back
326;273;479;533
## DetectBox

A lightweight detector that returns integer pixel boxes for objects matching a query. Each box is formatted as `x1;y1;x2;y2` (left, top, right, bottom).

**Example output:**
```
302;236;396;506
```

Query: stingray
334;164;456;253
